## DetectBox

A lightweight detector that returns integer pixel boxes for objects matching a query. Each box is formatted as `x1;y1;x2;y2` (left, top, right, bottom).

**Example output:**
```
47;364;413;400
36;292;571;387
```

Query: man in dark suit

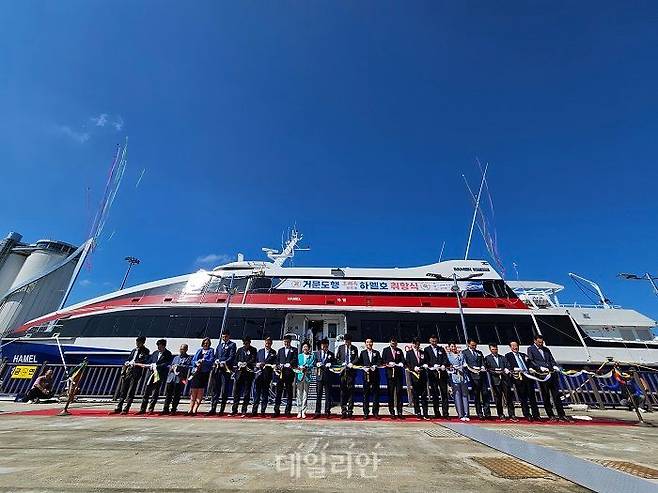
112;336;150;414
527;335;567;421
252;337;277;416
231;337;257;416
313;338;335;418
359;338;382;419
484;343;515;421
273;335;298;417
335;334;360;418
137;338;173;415
406;338;429;419
505;340;540;421
423;334;450;418
207;330;237;416
461;338;491;419
382;337;405;419
161;343;192;415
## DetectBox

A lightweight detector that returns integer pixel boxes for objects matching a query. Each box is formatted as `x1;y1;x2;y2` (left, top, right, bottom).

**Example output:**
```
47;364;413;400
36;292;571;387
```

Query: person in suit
359;338;382;419
138;339;173;415
527;335;567;421
447;342;470;421
405;338;429;419
505;340;540;421
161;343;192;415
335;334;360;418
252;337;277;416
207;330;237;416
296;341;316;419
313;338;335;418
273;335;298;417
423;334;450;418
231;337;257;416
484;343;515;421
112;336;150;414
461;338;491;419
187;337;214;416
382;337;405;419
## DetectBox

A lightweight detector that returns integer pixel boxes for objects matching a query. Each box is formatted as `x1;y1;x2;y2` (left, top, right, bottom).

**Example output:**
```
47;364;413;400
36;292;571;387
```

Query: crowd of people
109;330;572;422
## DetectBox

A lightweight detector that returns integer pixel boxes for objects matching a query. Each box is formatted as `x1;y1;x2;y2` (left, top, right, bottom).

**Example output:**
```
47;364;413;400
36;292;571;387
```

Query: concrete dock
0;401;657;492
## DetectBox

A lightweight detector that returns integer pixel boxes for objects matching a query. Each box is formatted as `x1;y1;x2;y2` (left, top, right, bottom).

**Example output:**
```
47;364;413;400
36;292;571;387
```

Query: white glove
238;362;246;368
553;366;560;371
284;363;291;368
257;362;264;368
397;362;404;367
423;364;429;369
124;361;131;366
440;365;446;371
370;365;377;371
503;368;510;375
325;362;331;367
414;366;420;372
347;363;354;368
513;367;521;372
151;363;157;371
316;363;322;368
388;362;395;367
540;366;549;372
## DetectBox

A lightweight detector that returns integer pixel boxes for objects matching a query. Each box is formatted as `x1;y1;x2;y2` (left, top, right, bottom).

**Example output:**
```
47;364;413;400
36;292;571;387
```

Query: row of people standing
112;332;568;422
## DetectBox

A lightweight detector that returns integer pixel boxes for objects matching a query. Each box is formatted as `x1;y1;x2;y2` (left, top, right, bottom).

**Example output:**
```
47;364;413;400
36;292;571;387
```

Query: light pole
209;273;237;338
120;256;140;290
427;272;483;344
618;272;658;297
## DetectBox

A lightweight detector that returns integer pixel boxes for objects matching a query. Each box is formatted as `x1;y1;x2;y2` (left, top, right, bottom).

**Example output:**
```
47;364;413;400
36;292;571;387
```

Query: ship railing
1;359;657;413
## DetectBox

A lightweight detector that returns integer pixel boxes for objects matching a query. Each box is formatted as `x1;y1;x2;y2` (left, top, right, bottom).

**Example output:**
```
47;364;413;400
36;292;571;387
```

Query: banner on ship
274;279;484;294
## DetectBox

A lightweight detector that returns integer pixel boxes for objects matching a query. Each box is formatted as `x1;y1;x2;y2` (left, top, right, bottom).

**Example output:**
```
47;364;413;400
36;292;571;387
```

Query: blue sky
2;2;657;320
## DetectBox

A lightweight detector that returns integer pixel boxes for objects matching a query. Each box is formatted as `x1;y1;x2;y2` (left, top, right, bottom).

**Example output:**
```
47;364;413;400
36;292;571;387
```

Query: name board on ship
274;279;484;293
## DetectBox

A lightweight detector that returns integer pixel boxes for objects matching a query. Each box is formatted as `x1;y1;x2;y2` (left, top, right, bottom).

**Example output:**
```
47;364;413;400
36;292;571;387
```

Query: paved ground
0;400;657;492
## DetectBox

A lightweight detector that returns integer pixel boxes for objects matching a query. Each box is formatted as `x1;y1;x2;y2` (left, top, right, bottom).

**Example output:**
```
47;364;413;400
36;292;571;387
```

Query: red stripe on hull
11;293;529;334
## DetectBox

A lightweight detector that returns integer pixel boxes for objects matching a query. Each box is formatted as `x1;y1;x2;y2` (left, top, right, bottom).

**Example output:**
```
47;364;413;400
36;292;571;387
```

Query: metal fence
1;359;657;412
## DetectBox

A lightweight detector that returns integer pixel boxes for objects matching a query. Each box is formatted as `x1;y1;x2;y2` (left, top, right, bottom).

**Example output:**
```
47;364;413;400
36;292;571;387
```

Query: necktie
322;351;326;362
516;353;526;371
345;348;350;364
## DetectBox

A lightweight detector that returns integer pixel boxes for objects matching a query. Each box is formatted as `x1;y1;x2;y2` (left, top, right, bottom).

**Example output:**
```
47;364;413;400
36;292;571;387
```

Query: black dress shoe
341;414;347;419
120;410;129;415
374;414;381;420
160;410;170;415
110;409;121;415
205;410;216;416
398;415;405;420
135;410;146;415
391;415;398;420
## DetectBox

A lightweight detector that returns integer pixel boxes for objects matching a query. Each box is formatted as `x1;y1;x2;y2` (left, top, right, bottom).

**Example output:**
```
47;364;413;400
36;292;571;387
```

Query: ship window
250;277;272;292
379;321;400;342
141;282;187;297
399;321;418;340
359;320;380;341
57;317;89;337
438;322;464;345
263;318;283;339
205;277;248;294
635;328;655;341
495;323;519;347
514;318;536;345
418;322;438;342
244;318;265;339
167;314;190;337
535;315;581;346
143;316;170;338
619;328;636;341
186;317;209;339
474;322;497;346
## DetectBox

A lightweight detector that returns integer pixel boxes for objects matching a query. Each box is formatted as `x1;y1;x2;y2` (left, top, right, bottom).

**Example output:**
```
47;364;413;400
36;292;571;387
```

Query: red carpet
2;407;644;426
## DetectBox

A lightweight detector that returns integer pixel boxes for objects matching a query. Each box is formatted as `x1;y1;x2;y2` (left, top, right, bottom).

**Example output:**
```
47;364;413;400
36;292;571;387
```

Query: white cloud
90;113;108;127
79;279;93;287
195;253;232;266
56;125;90;143
112;115;124;131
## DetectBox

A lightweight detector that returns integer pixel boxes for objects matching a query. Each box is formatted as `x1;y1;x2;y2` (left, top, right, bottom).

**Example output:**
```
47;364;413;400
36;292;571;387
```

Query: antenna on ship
463;161;488;260
262;228;310;267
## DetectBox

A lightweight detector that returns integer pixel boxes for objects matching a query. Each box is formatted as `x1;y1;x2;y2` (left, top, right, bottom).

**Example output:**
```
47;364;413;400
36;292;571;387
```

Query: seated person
23;369;55;403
